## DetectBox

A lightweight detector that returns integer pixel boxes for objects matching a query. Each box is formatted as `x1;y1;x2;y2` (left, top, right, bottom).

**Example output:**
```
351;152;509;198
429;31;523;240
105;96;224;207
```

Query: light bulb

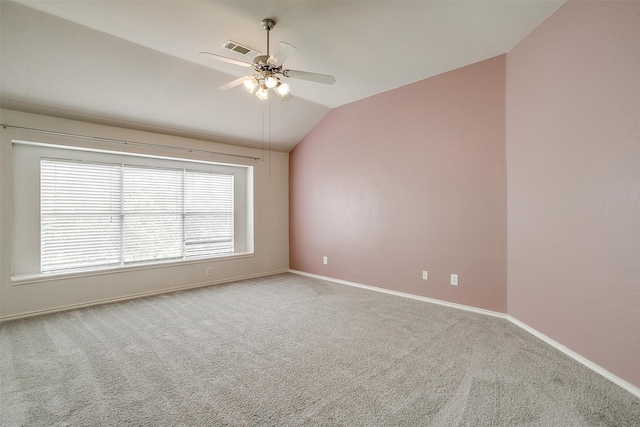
255;85;269;100
275;82;290;97
243;76;259;94
264;74;279;89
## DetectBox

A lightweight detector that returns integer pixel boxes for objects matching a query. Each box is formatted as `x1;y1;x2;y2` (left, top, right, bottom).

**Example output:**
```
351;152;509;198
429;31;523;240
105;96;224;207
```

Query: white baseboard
506;316;640;398
290;269;640;399
0;270;289;323
289;270;507;319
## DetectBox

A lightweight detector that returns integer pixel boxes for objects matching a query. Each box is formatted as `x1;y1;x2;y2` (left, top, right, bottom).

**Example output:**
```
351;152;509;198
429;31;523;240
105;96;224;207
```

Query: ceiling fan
200;18;336;101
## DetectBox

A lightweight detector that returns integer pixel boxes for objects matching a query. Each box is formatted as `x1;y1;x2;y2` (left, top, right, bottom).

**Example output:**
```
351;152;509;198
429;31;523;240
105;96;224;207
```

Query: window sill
11;252;254;286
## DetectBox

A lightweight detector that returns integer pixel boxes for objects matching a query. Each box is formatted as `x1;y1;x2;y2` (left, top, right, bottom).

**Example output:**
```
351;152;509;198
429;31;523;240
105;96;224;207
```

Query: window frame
11;140;253;283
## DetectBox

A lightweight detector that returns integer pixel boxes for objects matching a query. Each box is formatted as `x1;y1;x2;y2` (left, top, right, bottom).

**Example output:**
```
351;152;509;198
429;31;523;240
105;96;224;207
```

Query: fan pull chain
269;101;272;179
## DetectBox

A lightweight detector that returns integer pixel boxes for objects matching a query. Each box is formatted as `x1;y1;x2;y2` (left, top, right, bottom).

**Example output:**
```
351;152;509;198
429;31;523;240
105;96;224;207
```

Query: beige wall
290;56;508;313
0;109;289;319
506;0;639;388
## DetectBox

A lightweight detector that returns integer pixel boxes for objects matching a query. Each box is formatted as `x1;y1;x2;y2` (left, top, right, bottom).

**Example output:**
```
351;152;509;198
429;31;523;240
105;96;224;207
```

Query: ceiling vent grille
223;41;260;58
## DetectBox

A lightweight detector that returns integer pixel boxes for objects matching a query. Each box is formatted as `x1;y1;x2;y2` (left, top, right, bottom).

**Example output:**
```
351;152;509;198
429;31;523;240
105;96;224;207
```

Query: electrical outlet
422;271;428;280
206;267;212;276
323;256;328;265
450;274;458;286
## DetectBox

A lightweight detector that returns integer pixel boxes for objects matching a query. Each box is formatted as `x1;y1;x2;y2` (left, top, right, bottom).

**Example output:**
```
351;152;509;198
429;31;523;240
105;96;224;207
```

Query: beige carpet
1;273;639;426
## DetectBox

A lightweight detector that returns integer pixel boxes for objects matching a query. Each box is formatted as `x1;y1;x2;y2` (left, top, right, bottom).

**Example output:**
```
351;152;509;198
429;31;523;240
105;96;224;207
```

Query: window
12;142;253;278
41;159;234;273
41;159;123;272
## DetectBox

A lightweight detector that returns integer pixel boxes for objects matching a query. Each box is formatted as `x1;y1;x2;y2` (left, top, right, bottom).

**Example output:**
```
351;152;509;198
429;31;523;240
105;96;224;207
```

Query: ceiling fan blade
268;42;297;67
199;51;252;68
283;69;336;85
217;75;252;90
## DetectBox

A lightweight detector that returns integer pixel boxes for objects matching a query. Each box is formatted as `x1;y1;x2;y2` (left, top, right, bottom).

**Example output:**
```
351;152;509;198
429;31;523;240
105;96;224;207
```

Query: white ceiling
1;0;564;152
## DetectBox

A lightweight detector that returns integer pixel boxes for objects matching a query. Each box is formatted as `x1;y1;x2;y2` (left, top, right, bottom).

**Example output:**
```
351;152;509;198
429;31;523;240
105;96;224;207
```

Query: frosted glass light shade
275;82;290;97
255;85;269;100
243;76;259;93
264;74;279;89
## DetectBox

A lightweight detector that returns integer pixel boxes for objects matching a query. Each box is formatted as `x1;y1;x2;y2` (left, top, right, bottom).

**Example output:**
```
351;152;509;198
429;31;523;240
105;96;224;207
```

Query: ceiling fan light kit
200;18;335;101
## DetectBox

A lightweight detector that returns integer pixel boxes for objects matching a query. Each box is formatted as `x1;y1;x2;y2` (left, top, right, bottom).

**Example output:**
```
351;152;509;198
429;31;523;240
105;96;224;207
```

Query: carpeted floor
1;273;639;426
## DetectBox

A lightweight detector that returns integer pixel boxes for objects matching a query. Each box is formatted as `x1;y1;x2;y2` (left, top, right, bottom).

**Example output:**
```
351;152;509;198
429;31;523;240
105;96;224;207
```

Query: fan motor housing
253;55;281;74
253;55;270;66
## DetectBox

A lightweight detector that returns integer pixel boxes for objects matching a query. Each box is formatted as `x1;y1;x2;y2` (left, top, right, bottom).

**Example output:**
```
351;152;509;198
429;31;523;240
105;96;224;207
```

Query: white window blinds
123;166;184;263
41;158;234;273
185;170;234;258
41;159;122;272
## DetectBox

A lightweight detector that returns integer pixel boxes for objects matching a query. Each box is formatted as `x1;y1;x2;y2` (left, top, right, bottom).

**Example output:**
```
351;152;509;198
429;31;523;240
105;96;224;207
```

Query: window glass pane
123;165;182;213
123;165;183;262
185;170;233;257
123;215;183;263
184;214;233;257
41;159;121;272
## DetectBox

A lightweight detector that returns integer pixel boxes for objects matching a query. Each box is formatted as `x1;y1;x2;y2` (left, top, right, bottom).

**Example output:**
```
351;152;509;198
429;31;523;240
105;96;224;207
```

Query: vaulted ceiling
0;1;564;152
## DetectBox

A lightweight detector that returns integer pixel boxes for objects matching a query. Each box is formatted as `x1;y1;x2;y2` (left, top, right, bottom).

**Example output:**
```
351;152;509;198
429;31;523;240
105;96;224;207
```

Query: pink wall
506;0;639;388
290;56;507;313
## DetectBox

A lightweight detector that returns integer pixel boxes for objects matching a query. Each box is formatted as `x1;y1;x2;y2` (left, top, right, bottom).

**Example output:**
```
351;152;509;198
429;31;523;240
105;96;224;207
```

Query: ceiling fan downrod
261;18;275;56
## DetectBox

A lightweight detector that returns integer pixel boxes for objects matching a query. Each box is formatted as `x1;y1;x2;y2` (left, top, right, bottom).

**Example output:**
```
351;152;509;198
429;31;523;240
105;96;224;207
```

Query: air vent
223;41;260;58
